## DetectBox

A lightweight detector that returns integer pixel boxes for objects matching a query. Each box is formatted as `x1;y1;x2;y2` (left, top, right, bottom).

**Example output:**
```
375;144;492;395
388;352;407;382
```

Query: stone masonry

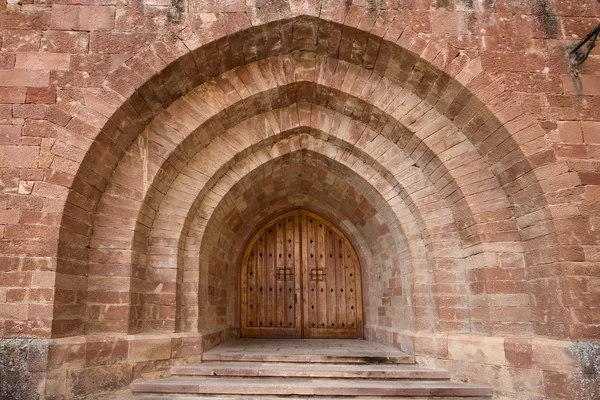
0;0;599;399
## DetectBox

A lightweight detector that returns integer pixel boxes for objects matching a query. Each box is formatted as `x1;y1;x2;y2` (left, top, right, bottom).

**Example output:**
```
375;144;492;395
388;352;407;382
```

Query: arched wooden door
241;210;363;338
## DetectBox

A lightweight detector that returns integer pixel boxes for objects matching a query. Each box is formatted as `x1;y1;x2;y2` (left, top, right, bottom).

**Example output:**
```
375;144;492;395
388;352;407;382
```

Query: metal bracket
309;268;326;282
568;23;600;77
276;267;293;281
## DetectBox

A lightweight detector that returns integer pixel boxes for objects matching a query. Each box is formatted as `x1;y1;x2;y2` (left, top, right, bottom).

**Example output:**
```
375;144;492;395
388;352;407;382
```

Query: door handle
295;293;298;304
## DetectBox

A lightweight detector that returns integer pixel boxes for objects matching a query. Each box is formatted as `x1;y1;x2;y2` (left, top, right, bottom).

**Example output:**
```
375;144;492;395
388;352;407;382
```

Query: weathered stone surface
0;1;598;399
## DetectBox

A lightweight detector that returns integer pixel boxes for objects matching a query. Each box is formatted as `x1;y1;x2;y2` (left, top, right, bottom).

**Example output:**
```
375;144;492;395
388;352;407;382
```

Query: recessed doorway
241;209;364;338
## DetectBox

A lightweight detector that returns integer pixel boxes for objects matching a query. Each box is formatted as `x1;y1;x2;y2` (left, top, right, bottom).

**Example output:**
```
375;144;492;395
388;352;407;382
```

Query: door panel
300;211;363;339
241;209;363;338
241;211;302;338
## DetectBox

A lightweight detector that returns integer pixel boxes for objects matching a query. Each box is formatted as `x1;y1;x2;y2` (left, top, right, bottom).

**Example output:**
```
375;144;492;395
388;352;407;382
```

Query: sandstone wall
0;0;598;399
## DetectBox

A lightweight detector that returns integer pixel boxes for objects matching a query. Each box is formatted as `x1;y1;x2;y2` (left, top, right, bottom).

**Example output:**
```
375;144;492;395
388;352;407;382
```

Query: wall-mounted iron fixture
568;23;600;77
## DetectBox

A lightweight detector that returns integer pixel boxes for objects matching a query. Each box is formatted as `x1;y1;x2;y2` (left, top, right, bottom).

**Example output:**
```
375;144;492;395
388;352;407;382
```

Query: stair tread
202;352;414;364
123;396;492;400
132;377;493;397
173;362;450;379
202;339;413;364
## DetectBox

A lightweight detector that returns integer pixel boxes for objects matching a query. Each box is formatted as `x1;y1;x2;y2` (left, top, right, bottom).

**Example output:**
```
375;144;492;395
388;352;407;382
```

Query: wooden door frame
240;208;364;338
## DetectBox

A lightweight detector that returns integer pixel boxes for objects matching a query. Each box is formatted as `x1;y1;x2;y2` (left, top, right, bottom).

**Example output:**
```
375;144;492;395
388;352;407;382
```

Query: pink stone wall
0;0;598;399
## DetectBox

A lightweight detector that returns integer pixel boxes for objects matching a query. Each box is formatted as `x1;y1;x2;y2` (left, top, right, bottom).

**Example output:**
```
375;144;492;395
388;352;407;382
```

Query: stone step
201;339;414;365
172;362;451;380
123;396;492;400
202;351;414;364
131;377;493;398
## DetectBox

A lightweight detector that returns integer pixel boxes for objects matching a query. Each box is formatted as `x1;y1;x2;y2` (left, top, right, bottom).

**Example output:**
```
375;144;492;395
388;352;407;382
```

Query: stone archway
50;14;562;348
1;1;597;399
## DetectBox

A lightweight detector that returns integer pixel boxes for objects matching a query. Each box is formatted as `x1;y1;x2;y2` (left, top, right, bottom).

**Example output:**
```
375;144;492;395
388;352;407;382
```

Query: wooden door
241;210;363;338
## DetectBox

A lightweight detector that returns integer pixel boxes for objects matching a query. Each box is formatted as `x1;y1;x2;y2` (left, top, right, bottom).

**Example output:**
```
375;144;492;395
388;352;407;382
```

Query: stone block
67;364;131;399
128;335;172;362
0;304;29;320
581;121;600;144
26;87;57;104
0;125;22;146
0;87;27;104
85;336;128;367
15;53;70;71
47;337;86;371
50;5;115;31
41;30;90;54
504;337;532;368
448;334;506;366
44;370;67;400
532;338;579;373
414;332;448;358
558;121;583;143
0;70;50;87
1;30;41;52
171;333;203;359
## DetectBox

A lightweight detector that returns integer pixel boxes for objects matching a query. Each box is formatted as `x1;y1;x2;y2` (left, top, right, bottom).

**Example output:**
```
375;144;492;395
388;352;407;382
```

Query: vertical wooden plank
316;218;327;329
284;214;294;329
241;250;249;334
276;218;284;329
257;232;265;329
247;245;255;330
335;233;347;329
301;212;311;332
266;224;275;328
325;223;336;330
295;211;303;337
345;242;357;330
